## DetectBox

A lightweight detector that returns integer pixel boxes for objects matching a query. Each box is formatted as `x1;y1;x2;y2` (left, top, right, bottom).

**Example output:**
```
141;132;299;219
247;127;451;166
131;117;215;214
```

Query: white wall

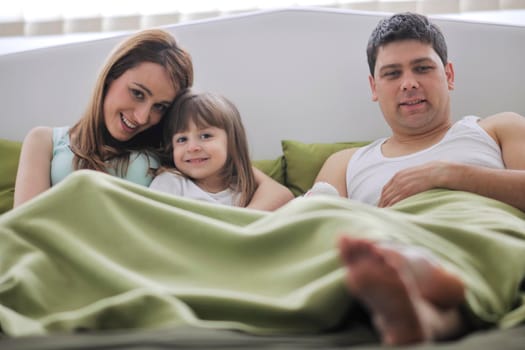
1;8;524;159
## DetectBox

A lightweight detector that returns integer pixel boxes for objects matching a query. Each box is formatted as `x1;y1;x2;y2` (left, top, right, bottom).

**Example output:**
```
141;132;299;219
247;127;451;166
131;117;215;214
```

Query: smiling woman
13;28;194;208
103;62;176;142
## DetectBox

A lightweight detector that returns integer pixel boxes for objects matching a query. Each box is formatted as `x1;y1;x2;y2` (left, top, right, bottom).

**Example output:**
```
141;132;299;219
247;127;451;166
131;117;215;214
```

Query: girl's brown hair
160;90;257;207
70;29;194;175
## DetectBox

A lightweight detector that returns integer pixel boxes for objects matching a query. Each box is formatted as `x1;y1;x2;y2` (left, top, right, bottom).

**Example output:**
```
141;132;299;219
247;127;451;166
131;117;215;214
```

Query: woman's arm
14;127;54;208
246;167;294;211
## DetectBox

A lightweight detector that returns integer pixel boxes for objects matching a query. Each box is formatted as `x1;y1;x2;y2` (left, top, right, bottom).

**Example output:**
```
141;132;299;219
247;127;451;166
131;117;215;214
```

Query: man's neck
381;121;452;158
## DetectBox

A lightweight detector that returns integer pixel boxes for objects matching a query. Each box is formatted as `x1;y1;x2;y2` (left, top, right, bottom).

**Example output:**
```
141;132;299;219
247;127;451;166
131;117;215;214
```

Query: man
315;12;525;345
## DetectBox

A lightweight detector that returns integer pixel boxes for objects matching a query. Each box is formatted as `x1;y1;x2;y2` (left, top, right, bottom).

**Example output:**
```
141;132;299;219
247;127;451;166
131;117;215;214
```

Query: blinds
1;0;524;37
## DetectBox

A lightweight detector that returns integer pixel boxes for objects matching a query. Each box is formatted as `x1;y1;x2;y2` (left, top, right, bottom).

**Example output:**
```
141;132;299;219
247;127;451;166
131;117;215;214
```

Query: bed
1;7;525;350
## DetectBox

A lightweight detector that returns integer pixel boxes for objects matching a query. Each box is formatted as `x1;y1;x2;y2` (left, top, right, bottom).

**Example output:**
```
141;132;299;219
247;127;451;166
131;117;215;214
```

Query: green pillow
282;140;369;196
0;139;22;214
252;156;285;185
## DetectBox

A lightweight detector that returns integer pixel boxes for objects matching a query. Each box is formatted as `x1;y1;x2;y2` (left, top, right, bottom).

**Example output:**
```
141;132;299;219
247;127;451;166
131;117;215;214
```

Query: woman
14;29;293;210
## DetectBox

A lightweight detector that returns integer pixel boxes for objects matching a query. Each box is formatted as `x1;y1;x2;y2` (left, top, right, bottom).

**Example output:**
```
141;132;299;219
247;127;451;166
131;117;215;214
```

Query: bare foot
376;242;465;309
338;236;465;345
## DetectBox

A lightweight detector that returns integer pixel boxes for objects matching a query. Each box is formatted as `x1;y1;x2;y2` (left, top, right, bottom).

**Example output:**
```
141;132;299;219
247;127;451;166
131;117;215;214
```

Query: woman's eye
154;104;168;113
130;89;144;99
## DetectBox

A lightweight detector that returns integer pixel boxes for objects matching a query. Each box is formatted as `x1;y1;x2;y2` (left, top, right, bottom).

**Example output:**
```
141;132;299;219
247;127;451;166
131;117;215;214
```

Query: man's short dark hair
366;12;448;76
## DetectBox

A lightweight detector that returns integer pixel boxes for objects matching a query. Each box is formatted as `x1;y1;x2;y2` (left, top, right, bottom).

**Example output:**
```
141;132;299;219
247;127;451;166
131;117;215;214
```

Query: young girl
149;90;259;207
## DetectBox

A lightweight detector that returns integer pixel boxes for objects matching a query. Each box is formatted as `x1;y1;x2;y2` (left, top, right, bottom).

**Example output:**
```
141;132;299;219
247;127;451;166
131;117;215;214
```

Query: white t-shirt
149;171;240;206
346;116;505;206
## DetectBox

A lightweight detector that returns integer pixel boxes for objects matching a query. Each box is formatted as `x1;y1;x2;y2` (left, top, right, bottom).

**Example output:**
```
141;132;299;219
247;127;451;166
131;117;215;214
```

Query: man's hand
379;161;451;207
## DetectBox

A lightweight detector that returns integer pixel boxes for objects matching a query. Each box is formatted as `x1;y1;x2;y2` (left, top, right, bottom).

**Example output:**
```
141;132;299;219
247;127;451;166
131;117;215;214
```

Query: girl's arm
246;167;294;211
14;127;54;208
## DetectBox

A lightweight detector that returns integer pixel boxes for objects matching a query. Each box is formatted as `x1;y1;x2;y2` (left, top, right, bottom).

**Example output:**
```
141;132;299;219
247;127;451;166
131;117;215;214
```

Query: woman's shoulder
22;126;54;151
22;126;70;150
25;126;53;141
26;126;70;137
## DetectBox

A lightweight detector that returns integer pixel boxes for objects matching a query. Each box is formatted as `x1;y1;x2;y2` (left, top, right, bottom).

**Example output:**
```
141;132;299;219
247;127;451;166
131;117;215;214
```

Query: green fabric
252;156;285;185
1;170;525;337
0;139;22;215
281;140;370;196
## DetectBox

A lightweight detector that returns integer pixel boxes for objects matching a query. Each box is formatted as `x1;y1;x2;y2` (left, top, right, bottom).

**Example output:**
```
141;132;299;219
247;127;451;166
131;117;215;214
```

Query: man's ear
369;75;378;101
445;62;455;90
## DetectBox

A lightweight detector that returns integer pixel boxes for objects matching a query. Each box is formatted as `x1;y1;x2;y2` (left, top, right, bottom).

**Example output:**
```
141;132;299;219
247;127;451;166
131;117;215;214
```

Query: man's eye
384;71;400;78
415;66;432;73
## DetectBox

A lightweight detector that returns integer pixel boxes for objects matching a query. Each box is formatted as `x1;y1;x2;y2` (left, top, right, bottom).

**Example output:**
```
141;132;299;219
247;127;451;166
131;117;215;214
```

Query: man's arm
379;112;525;211
458;112;525;209
314;148;357;197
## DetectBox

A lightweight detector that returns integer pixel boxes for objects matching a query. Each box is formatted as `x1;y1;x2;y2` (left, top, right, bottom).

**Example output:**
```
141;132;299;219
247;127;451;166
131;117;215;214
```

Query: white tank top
346;116;504;206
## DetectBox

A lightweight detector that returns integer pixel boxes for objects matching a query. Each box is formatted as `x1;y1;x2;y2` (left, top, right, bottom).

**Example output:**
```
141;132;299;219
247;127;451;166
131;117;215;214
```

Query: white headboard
1;8;524;159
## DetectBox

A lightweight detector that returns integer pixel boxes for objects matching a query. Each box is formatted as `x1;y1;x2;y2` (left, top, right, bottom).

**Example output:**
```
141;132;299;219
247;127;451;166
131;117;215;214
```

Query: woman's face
103;62;177;142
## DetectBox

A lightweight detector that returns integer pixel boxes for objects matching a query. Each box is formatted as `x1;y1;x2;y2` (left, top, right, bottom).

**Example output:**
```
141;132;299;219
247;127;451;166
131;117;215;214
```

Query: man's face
369;40;455;136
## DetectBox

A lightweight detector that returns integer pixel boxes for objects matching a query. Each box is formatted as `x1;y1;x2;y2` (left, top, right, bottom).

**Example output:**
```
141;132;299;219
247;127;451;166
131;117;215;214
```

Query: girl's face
103;62;176;142
172;120;229;193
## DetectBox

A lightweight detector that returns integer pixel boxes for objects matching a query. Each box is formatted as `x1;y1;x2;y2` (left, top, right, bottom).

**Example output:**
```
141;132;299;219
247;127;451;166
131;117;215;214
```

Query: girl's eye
200;133;212;140
175;136;187;143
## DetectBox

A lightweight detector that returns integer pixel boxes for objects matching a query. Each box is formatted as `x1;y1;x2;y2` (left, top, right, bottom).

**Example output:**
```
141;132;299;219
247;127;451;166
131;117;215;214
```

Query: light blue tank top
51;127;159;186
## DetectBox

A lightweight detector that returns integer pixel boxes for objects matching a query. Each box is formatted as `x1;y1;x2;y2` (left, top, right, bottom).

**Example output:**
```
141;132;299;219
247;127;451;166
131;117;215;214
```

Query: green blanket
1;170;525;337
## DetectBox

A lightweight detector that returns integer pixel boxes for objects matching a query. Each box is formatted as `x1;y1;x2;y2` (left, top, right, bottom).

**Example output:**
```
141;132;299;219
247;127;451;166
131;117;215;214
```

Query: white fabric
149;172;240;206
304;182;340;197
346;116;505;206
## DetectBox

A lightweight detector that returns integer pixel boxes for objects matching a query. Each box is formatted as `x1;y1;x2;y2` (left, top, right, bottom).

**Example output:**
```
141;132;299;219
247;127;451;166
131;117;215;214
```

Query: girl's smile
173;121;229;193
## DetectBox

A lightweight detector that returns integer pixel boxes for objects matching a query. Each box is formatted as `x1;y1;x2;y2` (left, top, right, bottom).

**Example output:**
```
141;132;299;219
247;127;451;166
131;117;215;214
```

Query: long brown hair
160;90;257;207
70;29;194;175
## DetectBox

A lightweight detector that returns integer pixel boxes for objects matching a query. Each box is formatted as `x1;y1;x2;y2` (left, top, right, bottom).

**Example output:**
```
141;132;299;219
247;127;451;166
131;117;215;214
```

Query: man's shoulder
476;112;523;129
478;112;525;136
331;145;362;160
